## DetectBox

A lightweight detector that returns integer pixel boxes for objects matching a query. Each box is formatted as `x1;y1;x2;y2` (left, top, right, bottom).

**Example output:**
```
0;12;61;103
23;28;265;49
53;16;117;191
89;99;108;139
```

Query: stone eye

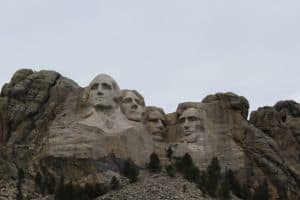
135;98;141;105
188;116;198;122
150;119;159;123
179;117;186;124
91;83;99;90
102;83;112;90
123;98;132;104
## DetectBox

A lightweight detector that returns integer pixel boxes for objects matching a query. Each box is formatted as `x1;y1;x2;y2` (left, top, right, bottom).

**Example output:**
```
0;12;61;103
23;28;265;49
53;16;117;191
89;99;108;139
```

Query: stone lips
0;69;299;199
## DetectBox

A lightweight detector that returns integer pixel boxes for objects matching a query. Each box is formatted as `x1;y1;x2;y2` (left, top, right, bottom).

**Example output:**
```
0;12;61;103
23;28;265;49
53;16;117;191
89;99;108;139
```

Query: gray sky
0;1;299;114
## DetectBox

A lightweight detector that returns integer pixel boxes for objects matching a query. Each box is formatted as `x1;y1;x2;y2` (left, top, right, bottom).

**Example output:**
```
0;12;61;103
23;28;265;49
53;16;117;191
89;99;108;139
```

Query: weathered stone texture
0;69;299;199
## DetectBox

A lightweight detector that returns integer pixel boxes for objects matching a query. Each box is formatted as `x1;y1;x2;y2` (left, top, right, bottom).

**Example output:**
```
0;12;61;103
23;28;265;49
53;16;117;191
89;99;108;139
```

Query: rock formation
0;69;299;200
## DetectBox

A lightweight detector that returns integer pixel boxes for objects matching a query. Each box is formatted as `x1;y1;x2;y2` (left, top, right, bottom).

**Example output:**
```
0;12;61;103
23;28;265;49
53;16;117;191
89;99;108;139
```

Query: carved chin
183;131;194;136
183;134;198;143
152;134;164;141
93;101;116;109
127;112;142;121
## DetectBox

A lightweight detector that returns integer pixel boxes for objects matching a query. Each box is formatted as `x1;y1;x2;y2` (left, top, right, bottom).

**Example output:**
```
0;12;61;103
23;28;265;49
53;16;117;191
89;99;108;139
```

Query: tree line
17;149;270;200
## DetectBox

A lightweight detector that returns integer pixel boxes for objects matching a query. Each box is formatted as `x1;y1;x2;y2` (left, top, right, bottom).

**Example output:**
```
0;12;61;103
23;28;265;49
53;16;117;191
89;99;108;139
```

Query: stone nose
131;104;138;109
157;120;164;128
97;91;103;96
183;122;189;130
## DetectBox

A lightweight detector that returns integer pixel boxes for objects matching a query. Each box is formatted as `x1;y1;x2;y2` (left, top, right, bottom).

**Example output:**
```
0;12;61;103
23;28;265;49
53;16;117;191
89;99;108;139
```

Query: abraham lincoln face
179;108;203;137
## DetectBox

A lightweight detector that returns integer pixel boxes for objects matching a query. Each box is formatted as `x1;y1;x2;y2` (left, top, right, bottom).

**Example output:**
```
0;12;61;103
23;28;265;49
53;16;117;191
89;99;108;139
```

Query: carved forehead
180;108;201;119
121;89;145;106
89;74;120;91
148;110;165;119
146;107;166;120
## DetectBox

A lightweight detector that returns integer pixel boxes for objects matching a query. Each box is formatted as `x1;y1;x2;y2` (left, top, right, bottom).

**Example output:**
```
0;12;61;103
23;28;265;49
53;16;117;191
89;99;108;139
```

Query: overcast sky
0;1;299;114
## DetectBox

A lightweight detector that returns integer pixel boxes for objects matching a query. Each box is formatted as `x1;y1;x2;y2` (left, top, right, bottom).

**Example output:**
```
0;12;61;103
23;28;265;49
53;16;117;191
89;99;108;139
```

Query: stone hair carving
120;89;145;122
177;107;206;143
145;106;167;142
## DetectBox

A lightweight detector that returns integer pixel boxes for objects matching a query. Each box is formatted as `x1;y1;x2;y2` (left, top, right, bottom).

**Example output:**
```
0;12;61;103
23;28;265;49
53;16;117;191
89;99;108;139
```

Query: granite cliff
0;69;299;200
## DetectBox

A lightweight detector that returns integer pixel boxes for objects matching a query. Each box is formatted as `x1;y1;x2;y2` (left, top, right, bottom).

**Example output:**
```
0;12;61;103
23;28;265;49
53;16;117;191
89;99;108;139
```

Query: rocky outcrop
0;69;79;144
275;100;300;144
249;101;300;199
172;98;248;173
97;171;209;200
202;92;249;120
172;92;300;199
0;69;80;199
0;69;299;200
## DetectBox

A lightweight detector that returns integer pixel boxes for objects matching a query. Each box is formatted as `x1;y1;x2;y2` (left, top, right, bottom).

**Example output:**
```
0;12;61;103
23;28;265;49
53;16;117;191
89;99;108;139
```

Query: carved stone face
146;108;166;141
121;90;145;122
88;74;120;110
179;108;202;137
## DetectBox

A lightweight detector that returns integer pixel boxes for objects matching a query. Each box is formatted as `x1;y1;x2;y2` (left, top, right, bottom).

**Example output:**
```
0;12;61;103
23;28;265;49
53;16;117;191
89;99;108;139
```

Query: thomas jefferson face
88;74;119;110
121;90;145;122
146;108;166;141
179;108;202;136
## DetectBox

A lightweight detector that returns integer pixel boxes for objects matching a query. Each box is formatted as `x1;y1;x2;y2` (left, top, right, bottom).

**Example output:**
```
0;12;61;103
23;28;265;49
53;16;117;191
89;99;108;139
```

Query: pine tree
225;169;241;197
175;153;193;173
183;184;187;193
165;164;176;177
241;183;252;200
148;152;161;172
253;179;270;200
84;183;94;199
184;165;200;183
94;183;108;197
181;153;194;170
16;191;23;200
198;170;208;194
175;153;200;183
277;183;288;200
111;176;120;190
122;159;139;183
218;177;231;200
55;176;65;200
166;146;173;160
206;157;221;197
16;168;24;200
47;175;56;194
66;181;74;200
18;168;25;181
16;181;23;200
34;172;42;186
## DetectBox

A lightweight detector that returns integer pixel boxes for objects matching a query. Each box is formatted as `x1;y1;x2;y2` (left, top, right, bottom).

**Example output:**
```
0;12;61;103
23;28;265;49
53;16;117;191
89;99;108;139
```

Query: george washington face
88;74;120;110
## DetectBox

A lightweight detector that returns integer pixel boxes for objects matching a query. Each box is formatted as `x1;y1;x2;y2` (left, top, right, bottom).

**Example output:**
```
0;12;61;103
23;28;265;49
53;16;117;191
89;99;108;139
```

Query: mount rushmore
0;69;299;199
